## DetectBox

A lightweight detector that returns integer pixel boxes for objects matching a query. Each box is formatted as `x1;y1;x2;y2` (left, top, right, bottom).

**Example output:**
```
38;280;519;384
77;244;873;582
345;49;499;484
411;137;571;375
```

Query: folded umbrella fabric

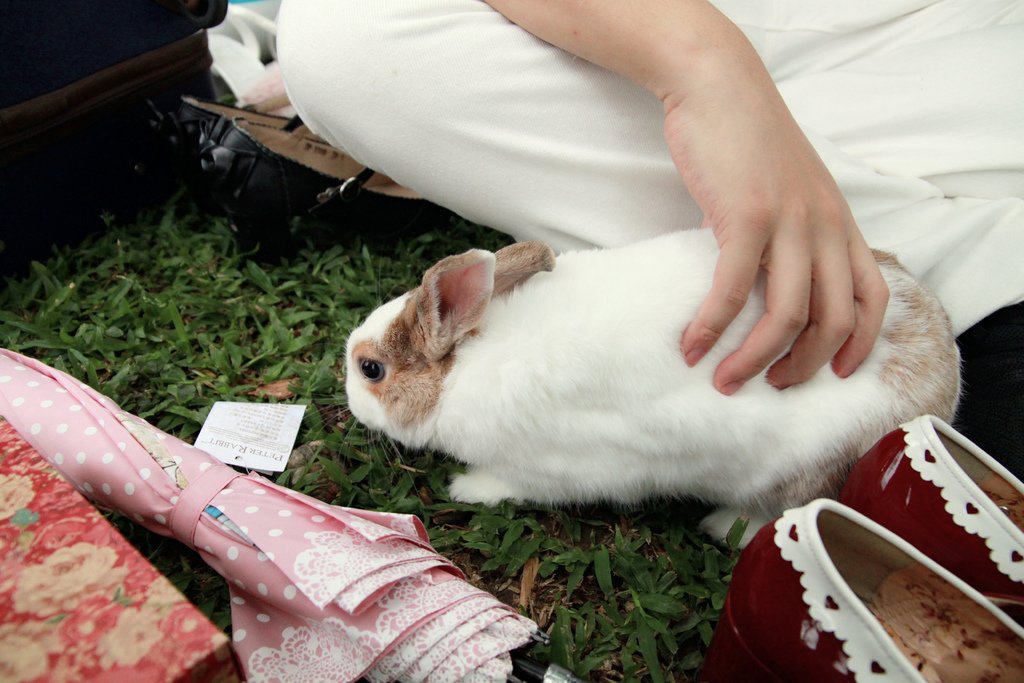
0;349;537;682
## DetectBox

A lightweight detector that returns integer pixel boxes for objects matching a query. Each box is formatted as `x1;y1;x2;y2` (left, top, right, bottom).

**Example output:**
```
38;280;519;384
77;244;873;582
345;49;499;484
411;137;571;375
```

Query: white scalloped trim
901;415;1024;583
774;501;923;682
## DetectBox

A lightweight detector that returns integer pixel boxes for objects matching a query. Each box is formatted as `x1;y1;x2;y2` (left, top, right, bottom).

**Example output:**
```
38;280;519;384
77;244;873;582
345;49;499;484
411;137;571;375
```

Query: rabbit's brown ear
493;241;556;297
414;249;496;361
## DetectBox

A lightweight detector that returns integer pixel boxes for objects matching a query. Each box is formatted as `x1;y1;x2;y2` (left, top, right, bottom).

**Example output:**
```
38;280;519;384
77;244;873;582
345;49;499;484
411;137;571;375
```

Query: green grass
0;193;741;682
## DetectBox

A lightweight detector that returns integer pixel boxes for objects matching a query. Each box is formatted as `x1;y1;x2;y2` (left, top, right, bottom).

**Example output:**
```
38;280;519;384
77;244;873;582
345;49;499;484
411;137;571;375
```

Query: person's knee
277;2;390;120
277;1;480;153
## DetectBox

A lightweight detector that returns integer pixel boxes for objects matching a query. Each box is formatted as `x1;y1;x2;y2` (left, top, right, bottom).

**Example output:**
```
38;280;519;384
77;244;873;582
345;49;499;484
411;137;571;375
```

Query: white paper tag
194;401;307;473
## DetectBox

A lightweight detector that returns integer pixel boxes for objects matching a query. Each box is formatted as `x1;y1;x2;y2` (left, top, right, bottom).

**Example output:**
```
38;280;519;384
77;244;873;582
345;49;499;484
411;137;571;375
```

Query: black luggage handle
152;0;229;29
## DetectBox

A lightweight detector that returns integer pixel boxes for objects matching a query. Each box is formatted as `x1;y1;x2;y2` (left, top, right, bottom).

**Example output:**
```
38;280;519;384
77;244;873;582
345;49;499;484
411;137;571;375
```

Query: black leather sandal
148;96;301;213
150;96;451;257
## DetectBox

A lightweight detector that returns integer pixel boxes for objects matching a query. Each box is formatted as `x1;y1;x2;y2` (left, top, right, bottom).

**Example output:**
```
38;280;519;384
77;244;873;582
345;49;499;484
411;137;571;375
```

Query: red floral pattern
0;421;240;683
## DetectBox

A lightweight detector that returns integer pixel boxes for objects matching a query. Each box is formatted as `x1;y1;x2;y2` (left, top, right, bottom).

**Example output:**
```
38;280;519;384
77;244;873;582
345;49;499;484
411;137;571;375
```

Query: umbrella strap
169;464;244;548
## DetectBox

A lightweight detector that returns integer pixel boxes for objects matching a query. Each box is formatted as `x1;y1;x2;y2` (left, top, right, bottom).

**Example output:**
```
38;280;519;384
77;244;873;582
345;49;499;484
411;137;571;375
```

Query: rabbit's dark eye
360;359;385;383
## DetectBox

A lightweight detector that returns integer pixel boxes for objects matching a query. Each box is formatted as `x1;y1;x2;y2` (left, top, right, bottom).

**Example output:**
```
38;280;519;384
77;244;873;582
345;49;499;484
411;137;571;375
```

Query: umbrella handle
511;654;591;683
350;654;591;683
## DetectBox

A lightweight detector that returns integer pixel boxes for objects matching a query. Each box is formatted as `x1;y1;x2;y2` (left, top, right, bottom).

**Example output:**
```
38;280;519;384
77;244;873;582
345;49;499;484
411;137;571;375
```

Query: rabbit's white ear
493;241;556;297
415;249;496;361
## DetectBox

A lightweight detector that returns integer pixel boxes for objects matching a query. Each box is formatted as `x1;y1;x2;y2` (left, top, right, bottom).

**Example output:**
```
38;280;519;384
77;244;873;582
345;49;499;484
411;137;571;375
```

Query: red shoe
698;499;1024;683
840;415;1024;604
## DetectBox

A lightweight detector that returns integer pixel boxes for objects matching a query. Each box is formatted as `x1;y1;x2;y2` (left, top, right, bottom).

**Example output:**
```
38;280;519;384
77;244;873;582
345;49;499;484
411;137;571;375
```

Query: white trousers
277;0;1024;334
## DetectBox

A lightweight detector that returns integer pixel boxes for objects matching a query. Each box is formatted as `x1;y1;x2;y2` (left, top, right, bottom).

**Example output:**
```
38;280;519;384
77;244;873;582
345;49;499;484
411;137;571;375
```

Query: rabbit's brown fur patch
350;299;454;428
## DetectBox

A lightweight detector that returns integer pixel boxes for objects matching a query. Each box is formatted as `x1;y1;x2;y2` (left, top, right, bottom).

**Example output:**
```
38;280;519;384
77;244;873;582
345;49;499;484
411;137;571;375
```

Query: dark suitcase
0;0;227;278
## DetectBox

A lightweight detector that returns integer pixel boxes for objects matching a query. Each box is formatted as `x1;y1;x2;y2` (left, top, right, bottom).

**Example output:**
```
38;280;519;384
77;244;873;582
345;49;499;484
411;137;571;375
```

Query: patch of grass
0;193;739;681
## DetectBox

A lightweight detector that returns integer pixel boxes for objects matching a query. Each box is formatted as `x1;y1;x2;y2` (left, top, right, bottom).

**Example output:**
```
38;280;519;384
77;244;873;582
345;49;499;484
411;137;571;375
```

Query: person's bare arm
483;0;889;394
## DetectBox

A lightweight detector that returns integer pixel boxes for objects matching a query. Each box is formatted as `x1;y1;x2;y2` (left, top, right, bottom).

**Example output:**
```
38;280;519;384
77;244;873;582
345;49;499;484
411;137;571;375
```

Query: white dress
276;0;1024;335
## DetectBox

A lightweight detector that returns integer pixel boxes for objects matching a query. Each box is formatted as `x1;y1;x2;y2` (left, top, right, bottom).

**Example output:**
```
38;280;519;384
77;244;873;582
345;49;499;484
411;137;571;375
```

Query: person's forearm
481;0;757;108
484;0;885;394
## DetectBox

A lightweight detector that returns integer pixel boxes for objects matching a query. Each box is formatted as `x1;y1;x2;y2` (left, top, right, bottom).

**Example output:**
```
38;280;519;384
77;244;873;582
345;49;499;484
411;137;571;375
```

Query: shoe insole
867;563;1024;682
820;510;1024;682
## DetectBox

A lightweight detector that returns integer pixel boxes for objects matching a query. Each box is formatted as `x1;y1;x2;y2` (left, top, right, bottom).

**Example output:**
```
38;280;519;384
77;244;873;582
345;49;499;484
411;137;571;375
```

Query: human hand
476;0;889;394
664;40;889;395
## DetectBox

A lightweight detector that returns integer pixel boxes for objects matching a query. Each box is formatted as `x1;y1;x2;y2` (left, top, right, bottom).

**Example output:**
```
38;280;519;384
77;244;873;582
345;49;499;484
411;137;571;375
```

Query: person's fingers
832;241;889;377
765;242;856;389
711;241;812;394
681;232;765;367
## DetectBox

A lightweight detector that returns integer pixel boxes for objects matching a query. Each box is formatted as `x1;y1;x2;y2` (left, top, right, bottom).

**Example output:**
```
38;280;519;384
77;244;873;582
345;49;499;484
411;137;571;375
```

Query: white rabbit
344;230;960;542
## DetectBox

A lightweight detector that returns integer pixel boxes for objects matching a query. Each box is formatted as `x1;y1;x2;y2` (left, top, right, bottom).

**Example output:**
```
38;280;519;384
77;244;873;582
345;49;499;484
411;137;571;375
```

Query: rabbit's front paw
699;507;765;548
448;469;518;505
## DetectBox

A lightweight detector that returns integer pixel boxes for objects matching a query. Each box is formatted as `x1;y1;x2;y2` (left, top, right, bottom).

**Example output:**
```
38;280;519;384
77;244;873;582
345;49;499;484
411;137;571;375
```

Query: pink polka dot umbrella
0;349;541;682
